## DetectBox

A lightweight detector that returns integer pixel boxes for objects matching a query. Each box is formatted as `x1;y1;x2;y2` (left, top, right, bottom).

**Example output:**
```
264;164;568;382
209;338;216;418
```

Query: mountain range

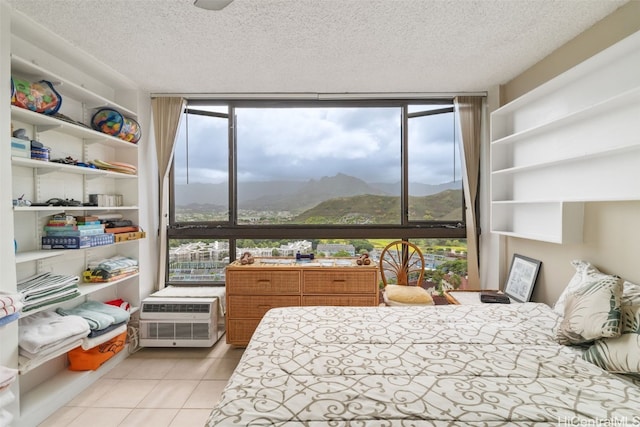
175;173;461;214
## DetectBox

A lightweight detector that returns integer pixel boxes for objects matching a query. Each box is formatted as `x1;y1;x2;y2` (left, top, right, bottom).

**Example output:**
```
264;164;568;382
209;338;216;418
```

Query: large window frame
168;98;467;274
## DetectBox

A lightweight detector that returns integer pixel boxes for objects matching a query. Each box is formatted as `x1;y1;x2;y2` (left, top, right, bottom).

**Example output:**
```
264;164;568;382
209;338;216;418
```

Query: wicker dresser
225;258;379;346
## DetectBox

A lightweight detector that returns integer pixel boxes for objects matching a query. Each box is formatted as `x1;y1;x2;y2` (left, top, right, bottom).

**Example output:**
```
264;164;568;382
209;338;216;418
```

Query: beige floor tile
169;409;212;427
206;340;245;359
66;378;120;407
203;357;241;380
92;379;158;408
182;380;228;409
101;357;144;379
130;346;212;359
162;357;217;380
37;406;84;427
122;357;178;379
65;408;131;427
118;408;179;427
136;380;200;409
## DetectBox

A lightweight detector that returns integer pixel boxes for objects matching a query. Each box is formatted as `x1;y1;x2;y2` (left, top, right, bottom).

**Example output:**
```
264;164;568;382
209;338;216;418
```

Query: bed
207;300;640;426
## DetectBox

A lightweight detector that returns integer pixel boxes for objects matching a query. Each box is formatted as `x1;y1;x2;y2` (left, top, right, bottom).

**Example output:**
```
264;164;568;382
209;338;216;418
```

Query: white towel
19;311;90;354
0;367;17;390
0;293;22;309
82;324;127;350
0;408;13;427
0;389;14;409
18;339;83;373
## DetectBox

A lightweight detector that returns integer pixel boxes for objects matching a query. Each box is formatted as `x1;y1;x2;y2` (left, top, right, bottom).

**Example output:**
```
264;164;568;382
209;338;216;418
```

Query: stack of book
41;215;115;249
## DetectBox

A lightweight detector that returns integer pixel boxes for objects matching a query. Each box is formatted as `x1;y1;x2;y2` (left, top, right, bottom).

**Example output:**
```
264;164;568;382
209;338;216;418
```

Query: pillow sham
555;273;623;345
583;304;640;373
553;260;618;316
622;280;640;306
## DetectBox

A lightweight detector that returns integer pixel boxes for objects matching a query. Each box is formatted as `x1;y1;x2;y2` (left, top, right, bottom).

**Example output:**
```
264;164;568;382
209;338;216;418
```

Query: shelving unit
1;7;147;426
489;30;640;243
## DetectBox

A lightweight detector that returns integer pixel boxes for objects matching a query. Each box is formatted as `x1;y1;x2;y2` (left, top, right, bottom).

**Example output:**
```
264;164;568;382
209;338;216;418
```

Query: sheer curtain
454;96;483;289
151;97;185;290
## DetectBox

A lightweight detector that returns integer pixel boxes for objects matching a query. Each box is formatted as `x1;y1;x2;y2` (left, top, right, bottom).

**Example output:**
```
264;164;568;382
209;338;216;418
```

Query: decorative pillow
384;285;434;306
555;274;623;345
553;260;618;316
622;280;640;306
583;304;640;373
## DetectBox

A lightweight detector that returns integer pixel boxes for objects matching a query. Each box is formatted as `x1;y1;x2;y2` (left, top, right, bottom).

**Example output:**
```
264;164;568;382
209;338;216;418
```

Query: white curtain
152;97;186;290
454;96;483;289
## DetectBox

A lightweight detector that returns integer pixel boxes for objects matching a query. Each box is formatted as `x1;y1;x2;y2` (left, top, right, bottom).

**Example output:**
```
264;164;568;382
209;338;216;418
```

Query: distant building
316;243;356;257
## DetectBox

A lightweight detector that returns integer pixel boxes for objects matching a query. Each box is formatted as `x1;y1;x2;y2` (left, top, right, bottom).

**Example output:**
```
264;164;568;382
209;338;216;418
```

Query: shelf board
18;348;130;427
491;141;640;175
15;250;66;264
11;55;137;117
13;205;139;213
11;106;138;150
492;86;640;146
11;156;137;178
19;273;140;318
490;229;563;244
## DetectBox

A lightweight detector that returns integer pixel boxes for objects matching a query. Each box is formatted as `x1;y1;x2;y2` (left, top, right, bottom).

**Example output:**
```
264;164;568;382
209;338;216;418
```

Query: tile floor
38;336;244;427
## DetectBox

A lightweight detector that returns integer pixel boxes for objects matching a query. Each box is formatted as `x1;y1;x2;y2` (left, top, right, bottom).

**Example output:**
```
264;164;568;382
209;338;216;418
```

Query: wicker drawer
227;270;301;294
302;295;378;306
227;295;301;318
303;270;377;294
226;319;261;346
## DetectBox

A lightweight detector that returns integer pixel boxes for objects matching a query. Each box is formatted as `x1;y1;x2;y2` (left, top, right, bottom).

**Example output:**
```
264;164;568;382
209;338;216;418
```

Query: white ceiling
6;0;629;95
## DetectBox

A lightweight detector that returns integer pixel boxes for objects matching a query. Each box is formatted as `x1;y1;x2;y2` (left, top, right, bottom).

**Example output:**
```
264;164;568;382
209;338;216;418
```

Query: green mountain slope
294;189;463;224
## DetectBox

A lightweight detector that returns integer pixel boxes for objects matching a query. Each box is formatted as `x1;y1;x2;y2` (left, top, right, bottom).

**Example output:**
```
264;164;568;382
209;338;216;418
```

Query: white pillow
555;274;623;345
583;304;640;373
553;260;618;316
622;280;640;306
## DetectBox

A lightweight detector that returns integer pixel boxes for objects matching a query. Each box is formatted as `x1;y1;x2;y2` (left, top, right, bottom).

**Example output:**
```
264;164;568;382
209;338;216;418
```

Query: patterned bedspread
207;304;640;426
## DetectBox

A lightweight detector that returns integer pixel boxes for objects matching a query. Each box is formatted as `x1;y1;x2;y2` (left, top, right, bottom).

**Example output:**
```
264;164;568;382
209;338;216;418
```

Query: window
168;99;468;285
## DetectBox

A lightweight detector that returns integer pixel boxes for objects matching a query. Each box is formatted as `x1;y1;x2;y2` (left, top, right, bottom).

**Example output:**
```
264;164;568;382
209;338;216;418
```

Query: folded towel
57;300;129;330
18;311;90;354
82;324;127;350
0;408;12;427
0;366;18;389
87;321;127;338
0;313;19;327
0;390;14;409
18;339;84;373
0;300;24;318
0;293;22;309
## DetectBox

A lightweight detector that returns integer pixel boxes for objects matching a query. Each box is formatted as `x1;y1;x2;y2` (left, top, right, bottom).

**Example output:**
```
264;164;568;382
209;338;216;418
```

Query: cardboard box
42;233;115;249
114;231;146;242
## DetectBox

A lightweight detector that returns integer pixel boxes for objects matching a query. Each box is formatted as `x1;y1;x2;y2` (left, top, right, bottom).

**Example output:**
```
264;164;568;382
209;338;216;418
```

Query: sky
173;105;459;186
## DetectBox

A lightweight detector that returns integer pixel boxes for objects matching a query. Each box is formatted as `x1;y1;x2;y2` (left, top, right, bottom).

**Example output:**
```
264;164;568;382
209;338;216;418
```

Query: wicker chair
380;240;434;306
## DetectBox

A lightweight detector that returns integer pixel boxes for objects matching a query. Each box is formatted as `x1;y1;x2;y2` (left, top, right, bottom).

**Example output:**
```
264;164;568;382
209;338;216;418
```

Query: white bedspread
207;304;640;426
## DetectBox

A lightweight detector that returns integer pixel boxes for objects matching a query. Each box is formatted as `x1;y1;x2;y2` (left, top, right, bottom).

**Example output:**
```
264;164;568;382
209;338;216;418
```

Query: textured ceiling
6;0;629;95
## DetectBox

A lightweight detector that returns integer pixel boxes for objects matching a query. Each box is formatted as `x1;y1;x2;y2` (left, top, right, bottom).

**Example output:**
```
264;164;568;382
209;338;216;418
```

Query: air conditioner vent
142;303;210;314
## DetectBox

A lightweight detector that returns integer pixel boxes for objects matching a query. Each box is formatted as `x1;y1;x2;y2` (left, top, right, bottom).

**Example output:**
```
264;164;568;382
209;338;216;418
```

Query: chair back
379;240;425;287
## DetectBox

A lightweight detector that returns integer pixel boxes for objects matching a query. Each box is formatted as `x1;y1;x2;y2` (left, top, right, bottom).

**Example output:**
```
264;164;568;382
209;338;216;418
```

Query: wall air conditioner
139;297;221;347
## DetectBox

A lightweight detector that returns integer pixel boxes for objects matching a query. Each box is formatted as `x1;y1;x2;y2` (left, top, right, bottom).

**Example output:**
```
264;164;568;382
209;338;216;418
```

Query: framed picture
504;254;542;303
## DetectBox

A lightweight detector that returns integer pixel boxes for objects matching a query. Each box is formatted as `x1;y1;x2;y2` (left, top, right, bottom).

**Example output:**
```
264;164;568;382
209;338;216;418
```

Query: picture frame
503;254;542;303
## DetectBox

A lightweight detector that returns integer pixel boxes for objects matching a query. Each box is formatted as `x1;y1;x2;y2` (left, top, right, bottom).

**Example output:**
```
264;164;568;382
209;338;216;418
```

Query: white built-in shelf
490;30;640;243
11;156;137;178
18;347;129;427
15;250;66;264
13;206;139;213
11;55;137;117
11;106;138;150
19;273;140;319
15;237;143;265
